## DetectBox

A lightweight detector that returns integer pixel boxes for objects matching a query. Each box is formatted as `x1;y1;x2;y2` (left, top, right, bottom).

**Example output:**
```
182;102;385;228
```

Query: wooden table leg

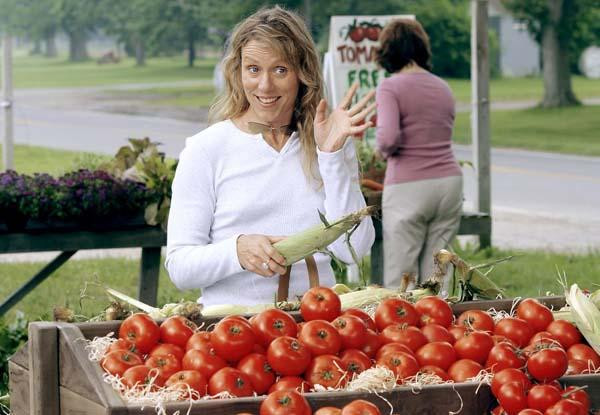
138;247;161;306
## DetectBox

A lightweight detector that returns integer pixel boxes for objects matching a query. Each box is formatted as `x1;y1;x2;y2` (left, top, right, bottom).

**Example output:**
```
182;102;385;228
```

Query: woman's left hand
314;83;376;153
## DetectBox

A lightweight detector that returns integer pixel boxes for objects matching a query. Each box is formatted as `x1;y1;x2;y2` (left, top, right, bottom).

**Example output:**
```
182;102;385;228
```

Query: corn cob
273;206;377;266
429;249;507;301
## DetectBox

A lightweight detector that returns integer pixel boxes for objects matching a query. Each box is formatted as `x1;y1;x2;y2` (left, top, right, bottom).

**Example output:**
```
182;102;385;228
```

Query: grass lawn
0;257;200;322
4;55;216;89
1;247;598;322
0;144;110;176
453;105;600;156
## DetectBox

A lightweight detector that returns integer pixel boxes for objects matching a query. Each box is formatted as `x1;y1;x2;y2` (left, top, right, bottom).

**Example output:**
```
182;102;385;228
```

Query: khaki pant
382;175;463;287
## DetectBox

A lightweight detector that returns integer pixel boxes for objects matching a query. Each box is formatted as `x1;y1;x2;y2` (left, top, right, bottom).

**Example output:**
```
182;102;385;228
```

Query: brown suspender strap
276;255;320;302
277;266;291;303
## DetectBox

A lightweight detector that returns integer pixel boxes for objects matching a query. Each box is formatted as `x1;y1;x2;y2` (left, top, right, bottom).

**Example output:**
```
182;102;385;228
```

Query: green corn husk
430;249;507;302
565;284;600;355
273;206;377;266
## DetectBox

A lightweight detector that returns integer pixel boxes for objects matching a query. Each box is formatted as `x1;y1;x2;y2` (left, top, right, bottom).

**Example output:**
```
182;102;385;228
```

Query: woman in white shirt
166;6;376;306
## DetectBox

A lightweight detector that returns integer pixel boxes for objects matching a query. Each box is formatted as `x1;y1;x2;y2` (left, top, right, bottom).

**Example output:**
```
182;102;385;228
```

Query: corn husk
273;206;377;266
565;284;600;355
430;249;507;302
105;288;203;320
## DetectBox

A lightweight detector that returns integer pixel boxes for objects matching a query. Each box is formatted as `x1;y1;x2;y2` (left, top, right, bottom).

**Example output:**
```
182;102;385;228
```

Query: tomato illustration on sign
341;19;383;43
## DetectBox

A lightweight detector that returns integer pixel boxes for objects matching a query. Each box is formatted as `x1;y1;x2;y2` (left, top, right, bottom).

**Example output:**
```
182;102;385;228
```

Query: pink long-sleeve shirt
375;72;462;184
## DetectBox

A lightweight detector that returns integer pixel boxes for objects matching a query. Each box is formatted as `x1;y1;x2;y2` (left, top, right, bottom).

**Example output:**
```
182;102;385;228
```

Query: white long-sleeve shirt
165;120;375;306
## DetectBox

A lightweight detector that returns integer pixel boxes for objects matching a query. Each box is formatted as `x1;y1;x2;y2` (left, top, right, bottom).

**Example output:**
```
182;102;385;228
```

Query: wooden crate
9;319;494;415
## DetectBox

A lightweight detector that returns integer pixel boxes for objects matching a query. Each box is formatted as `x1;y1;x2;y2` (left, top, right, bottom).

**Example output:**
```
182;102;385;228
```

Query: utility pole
1;34;14;171
471;0;491;247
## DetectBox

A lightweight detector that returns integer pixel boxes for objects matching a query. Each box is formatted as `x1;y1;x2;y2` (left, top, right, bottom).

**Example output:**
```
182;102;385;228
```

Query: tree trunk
68;29;88;61
30;39;42;55
187;31;196;67
44;28;57;58
134;37;145;66
540;0;579;107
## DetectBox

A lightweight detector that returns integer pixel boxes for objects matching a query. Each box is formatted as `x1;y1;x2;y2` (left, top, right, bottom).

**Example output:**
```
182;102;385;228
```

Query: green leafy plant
100;138;177;230
354;140;386;183
0;312;28;397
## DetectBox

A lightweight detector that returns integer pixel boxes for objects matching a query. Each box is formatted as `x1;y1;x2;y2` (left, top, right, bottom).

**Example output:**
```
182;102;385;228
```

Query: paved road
3;86;600;255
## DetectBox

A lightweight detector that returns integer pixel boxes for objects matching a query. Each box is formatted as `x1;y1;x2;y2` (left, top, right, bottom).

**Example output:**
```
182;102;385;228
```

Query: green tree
54;0;103;61
502;0;600;107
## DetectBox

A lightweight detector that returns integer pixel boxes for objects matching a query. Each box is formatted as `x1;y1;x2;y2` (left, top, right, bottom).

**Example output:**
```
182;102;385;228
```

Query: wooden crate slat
28;322;59;415
59;387;109;415
58;323;128;411
8;361;29;415
452;296;566;315
9;340;28;367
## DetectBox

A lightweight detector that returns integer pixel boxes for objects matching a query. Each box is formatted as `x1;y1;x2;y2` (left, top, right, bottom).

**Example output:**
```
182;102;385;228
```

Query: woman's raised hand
236;234;288;277
314;83;376;153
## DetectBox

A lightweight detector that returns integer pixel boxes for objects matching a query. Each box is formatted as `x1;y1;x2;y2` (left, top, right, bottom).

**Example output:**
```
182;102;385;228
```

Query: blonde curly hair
209;6;324;182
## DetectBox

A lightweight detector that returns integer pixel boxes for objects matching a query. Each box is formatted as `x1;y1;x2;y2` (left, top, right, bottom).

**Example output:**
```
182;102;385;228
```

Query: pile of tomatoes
236;393;381;415
98;288;598;415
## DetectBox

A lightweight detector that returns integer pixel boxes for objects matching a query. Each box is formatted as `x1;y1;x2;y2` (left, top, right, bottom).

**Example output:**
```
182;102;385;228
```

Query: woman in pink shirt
375;19;463;288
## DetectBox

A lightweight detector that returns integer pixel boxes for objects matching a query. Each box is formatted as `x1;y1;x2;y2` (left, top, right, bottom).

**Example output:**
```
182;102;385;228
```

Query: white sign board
324;15;414;142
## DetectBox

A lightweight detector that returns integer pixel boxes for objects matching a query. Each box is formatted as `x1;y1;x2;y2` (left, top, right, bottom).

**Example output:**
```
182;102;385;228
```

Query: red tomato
527;347;568;382
341;399;381;415
447;359;484;383
374;298;419;330
566;358;591;375
305;354;347;389
315;407;342;415
267;336;312;376
375;342;414;360
186;331;212;352
453;330;494;364
563;386;591;412
182;348;227;379
149;343;185;361
340;349;372;375
421;324;455;344
485;342;526;373
360;329;382;358
546;320;582;349
165;370;207;397
516;298;554;333
517;410;542;415
208;367;255;397
107;338;139;356
298;320;342;356
456;310;495;333
418;365;450;381
122;365;164;389
528;331;560;348
101;350;143;377
494;318;534;348
545;399;587;415
496;382;528;415
342;308;377;332
159;316;197;348
145;354;182;382
448;325;467;342
259;390;312;415
375;351;419;382
332;315;367;350
211;317;256;362
252;309;298;347
300;286;341;322
349;26;366;43
379;324;427;352
237;353;276;395
415;341;457;371
566;343;600;368
119;313;160;354
491;368;532;397
414;296;453;328
268;376;311;394
526;384;561;412
364;26;381;42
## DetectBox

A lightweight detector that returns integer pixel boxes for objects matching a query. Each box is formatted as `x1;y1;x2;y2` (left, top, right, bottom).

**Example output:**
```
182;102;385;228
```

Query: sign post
1;34;14;171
